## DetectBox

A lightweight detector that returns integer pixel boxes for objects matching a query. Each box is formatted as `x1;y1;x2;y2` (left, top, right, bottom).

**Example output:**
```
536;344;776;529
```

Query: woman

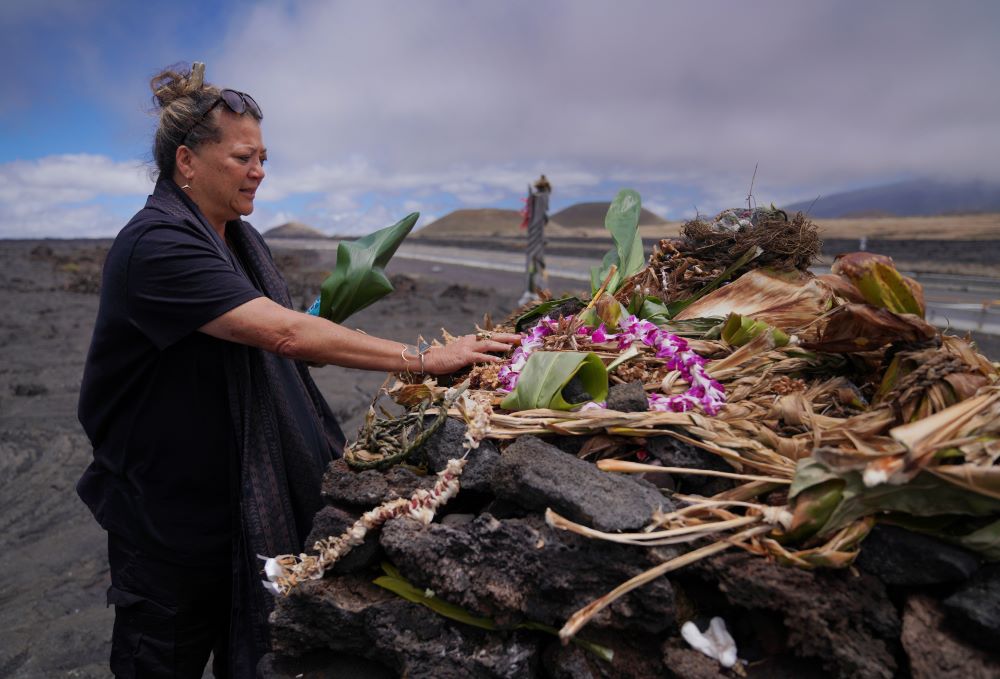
77;63;518;678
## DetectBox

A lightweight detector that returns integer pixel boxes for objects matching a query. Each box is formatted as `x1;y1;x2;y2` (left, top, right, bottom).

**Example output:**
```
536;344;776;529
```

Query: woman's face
183;110;267;230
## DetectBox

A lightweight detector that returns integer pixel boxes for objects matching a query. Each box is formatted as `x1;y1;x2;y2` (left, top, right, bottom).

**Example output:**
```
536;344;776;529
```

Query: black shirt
78;181;264;563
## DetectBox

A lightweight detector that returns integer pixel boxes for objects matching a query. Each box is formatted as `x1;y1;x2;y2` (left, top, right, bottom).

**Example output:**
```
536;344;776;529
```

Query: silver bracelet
401;341;432;374
416;339;432;374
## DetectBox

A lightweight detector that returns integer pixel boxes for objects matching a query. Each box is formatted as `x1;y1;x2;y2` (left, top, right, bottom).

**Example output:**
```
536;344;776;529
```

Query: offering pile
261;192;999;678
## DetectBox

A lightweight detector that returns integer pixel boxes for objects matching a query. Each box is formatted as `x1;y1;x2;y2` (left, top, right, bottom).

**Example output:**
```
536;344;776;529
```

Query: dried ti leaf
388;380;445;407
800;303;936;353
674;268;834;333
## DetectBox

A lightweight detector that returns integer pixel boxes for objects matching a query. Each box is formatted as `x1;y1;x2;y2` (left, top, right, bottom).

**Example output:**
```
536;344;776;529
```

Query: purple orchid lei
497;314;726;415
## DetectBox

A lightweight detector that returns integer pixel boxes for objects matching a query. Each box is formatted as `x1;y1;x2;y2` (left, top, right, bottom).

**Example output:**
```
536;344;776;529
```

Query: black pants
107;533;232;678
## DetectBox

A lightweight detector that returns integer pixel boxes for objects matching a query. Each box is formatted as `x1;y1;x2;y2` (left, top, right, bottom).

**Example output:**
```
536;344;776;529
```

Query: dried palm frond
799;303;937;353
674;268;835;334
888;386;1000;485
875;335;997;422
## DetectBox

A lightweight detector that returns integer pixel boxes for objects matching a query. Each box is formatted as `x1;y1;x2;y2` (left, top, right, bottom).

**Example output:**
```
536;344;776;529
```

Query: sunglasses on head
182;88;263;143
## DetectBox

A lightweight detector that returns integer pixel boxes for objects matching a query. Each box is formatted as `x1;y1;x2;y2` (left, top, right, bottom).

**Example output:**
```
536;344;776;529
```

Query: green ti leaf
577;292;628;329
514;297;581;333
606;345;641;372
590;189;644;295
720;313;790;347
831;252;925;317
500;352;609;411
319;212;419;323
789;458;1000;552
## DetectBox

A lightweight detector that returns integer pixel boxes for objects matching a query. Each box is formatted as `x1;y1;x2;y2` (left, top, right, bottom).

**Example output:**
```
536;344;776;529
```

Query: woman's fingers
491;332;522;344
480;339;515;353
471;331;521;345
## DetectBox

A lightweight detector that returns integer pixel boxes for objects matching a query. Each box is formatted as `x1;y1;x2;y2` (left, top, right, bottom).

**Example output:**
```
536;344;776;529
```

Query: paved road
269;238;1000;336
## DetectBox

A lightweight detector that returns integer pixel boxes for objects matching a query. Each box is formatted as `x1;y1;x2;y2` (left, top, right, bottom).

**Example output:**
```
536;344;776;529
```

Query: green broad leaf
374;564;498;631
500;352;609;411
590;189;644;295
879;514;1000;562
319;212;419;323
790;459;1000;549
626;291;647;315
514;297;581;333
590;248;619;294
638;296;671;325
720;313;790;347
606;345;641;372
632;295;728;337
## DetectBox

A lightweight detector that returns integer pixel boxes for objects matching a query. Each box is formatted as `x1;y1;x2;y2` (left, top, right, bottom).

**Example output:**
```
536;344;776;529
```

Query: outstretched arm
199;296;519;374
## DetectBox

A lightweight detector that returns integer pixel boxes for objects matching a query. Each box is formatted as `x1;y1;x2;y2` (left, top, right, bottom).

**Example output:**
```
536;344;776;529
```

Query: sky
1;0;999;238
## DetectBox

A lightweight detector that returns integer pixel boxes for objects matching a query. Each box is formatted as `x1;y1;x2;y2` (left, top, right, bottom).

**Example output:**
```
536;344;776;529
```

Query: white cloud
207;0;1000;189
6;1;1000;237
0;154;151;238
0;154;150;203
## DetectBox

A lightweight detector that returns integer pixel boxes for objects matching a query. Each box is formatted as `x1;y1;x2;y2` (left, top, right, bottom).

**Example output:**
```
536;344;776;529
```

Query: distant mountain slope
551;202;667;228
262;221;328;239
415;208;523;237
783;179;1000;218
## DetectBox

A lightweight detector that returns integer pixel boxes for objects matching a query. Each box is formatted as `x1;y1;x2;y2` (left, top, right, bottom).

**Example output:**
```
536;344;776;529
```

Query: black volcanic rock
491;435;669;532
606;380;648;413
685;552;900;679
268;575;540;678
420;417;500;495
942;562;1000;651
303;505;381;574
379;513;676;634
320;458;436;507
855;524;981;586
901;594;1000;679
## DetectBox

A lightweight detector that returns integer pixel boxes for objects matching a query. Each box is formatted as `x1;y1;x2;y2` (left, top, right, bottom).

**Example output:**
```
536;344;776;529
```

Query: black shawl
150;179;345;672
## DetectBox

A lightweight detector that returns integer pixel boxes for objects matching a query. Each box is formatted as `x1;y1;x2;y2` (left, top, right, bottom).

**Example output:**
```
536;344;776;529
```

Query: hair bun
150;62;208;109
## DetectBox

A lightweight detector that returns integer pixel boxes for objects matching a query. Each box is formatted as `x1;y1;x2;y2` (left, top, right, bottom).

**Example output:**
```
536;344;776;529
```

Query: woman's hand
422;332;521;375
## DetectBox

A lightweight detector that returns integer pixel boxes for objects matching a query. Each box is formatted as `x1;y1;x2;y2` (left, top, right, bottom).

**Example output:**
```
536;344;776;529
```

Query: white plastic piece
681;616;738;668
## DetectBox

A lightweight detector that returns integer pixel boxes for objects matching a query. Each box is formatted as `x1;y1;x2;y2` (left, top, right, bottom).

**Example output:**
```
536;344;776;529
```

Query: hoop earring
181;184;192;191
